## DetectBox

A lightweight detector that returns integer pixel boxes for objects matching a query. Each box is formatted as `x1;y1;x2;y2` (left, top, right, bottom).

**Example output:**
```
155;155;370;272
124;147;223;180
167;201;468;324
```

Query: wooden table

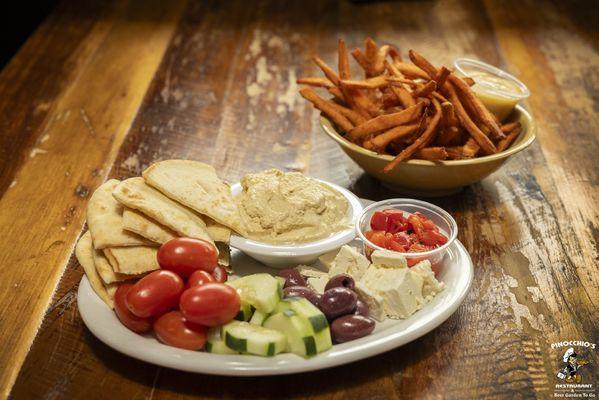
1;0;597;398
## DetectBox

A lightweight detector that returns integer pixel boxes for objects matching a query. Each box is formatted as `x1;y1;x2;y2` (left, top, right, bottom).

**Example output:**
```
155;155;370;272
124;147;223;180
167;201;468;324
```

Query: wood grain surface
1;0;597;399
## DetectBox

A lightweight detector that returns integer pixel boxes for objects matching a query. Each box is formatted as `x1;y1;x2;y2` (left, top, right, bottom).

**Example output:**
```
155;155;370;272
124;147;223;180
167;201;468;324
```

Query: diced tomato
370;211;389;231
366;230;387;248
413;212;437;231
407;214;425;237
384;210;409;233
419;229;448;246
408;243;434;253
393;232;411;248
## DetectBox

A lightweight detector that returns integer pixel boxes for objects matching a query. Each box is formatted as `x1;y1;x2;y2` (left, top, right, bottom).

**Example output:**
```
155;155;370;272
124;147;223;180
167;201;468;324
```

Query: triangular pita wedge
122;208;177;244
113;177;215;245
91;237;131;284
87;179;154;249
205;217;231;244
75;231;117;308
142;160;245;234
103;246;159;275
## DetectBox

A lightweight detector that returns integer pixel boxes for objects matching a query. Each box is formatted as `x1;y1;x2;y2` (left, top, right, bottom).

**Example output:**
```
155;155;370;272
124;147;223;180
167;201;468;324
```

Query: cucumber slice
275;298;332;353
227;274;281;313
205;328;238;354
249;309;268;326
221;321;286;357
275;276;286;288
234;300;254;321
263;312;318;357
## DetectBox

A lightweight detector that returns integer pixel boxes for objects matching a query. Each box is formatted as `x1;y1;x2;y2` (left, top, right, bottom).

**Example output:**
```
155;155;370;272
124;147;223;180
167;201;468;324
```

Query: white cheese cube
307;276;329;294
411;260;445;301
317;249;338;271
329;245;370;280
295;264;328;279
371;249;408;269
354;282;385;321
361;265;424;319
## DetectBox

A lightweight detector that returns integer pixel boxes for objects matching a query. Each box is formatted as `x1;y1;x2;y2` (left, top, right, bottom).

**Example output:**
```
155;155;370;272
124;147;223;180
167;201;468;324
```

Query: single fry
370;123;420;151
435;66;451;90
327;100;367;126
373;45;390;75
407;50;438;79
347;102;424;141
393;61;430;80
383;99;443;172
414;147;448;161
340;76;388;89
462;77;475;86
299;87;354;132
412;80;437;98
351;48;370;73
296;77;334;88
500;121;520;133
444;82;497;154
338;39;351;80
328;86;345;103
441;101;458;128
497;126;521;151
446;146;467;160
449;73;505;140
389;46;402;63
312;56;340;86
462;138;480;157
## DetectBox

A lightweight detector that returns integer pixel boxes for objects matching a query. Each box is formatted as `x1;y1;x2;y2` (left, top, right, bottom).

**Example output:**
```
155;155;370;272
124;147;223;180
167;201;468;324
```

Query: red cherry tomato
158;238;218;278
153;311;207;350
186;270;215;289
370;211;388;231
179;283;240;327
126;270;184;318
212;265;228;283
114;284;152;333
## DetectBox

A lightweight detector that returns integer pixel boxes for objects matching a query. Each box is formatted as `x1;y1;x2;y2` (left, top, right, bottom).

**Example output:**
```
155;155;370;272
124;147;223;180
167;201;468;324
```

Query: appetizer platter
76;159;473;375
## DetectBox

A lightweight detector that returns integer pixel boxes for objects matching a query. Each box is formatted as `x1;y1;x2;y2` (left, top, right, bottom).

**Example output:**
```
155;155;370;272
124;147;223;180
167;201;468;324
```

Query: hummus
236;169;349;244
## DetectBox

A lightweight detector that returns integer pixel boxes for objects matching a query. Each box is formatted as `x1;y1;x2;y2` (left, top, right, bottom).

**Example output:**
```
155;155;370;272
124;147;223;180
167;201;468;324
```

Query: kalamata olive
324;273;355;291
354;299;369;317
283;286;321;308
331;315;375;343
320;287;357;320
277;269;307;288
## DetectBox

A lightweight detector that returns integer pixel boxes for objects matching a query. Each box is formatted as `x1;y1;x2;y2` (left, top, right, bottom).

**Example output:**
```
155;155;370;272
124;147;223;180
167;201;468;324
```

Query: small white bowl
229;180;363;268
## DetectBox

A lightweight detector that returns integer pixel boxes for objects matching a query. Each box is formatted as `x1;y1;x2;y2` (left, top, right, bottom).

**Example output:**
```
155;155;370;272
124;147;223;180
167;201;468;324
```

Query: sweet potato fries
298;38;522;172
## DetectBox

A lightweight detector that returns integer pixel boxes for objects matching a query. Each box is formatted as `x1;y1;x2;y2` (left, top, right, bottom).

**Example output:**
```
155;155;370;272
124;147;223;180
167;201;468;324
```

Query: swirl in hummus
236;169;349;244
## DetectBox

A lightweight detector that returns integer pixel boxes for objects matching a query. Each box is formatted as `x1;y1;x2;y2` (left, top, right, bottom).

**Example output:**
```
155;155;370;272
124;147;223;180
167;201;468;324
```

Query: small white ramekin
229;180;363;268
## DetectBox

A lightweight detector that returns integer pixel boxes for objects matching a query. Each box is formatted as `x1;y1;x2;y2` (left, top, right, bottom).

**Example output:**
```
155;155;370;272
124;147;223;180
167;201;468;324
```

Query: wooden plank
7;0;599;398
0;0;186;396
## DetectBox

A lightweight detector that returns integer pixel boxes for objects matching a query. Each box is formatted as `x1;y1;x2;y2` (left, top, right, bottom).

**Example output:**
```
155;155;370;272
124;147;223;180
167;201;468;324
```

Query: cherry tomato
186;270;215;289
179;283;239;327
114;284;152;333
126;270;184;318
153;311;207;350
158;238;218;278
212;265;228;283
370;211;388;231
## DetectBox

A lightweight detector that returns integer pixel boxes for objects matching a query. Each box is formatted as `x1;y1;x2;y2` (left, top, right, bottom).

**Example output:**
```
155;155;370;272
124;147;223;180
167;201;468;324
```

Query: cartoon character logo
557;347;589;383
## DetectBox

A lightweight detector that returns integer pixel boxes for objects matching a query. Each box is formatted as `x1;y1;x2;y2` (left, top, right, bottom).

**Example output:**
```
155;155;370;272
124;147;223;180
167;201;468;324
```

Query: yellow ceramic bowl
320;105;536;196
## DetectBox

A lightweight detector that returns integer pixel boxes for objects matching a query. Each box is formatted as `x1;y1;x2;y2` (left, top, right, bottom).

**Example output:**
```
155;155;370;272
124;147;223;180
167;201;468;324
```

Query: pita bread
91;238;131;284
103;246;159;275
113;177;215;245
142;160;245;234
75;231;117;308
87;179;154;249
122;208;177;244
205;217;231;243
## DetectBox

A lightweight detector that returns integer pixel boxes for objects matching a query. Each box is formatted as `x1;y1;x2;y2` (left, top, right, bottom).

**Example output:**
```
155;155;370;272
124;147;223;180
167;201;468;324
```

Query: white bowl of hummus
229;169;363;268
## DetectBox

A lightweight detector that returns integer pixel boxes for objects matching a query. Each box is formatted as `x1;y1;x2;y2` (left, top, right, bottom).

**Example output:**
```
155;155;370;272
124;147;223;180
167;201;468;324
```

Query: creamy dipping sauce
236;169;349;244
469;70;527;121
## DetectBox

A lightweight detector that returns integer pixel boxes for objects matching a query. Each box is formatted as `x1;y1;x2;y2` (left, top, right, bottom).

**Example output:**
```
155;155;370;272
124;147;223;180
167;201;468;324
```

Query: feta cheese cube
307;275;329;294
329;245;370;280
295;264;328;279
411;260;444;301
354;282;385;321
371;249;408;269
317;249;338;271
361;265;425;319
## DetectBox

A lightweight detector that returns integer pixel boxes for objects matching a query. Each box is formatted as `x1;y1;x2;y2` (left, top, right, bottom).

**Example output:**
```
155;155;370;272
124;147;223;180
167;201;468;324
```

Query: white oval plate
77;240;473;376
